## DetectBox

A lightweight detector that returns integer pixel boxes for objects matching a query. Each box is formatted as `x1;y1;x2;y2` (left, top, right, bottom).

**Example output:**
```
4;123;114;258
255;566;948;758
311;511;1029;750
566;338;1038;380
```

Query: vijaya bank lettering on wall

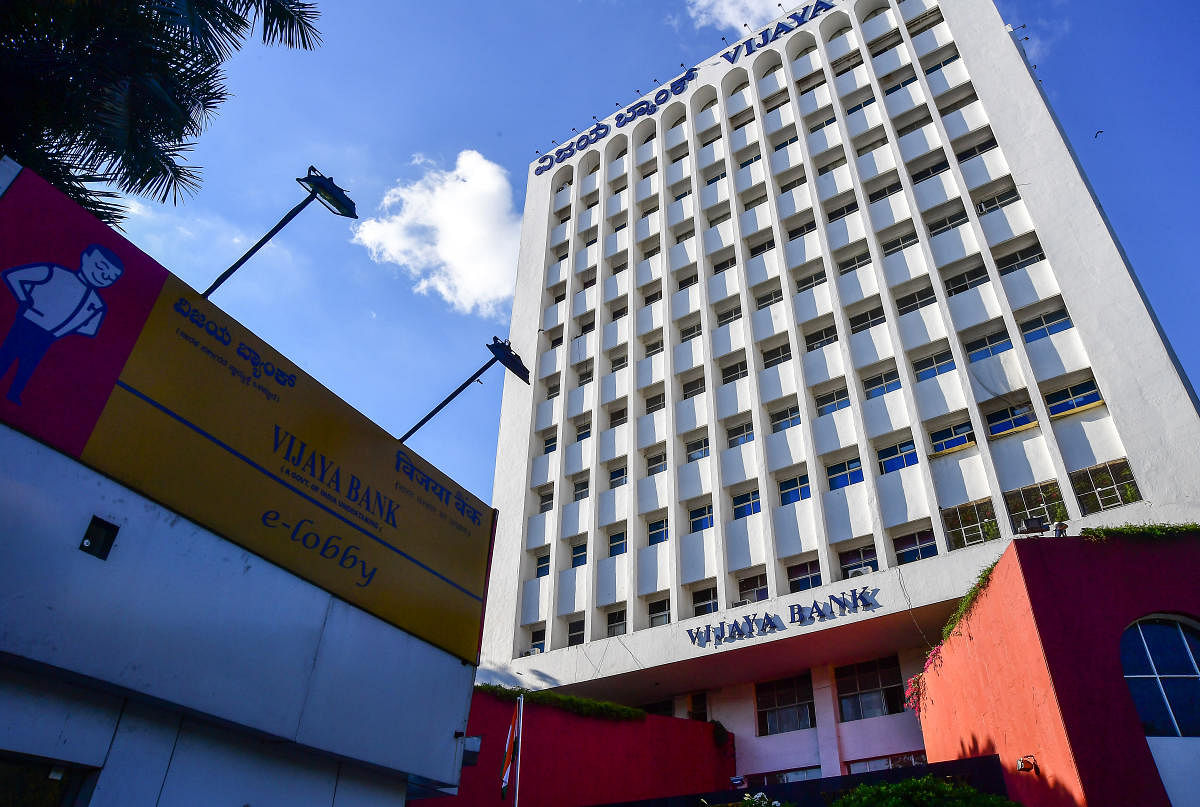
0;162;495;665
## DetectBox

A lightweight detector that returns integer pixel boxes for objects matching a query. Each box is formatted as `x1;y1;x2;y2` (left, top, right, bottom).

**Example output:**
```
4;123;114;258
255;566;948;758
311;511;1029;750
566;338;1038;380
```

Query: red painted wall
919;535;1200;807
423;690;736;807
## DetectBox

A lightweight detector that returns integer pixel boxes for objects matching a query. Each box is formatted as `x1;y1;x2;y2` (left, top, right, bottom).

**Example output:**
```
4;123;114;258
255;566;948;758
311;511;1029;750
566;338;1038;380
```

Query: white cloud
684;0;783;32
353;150;520;320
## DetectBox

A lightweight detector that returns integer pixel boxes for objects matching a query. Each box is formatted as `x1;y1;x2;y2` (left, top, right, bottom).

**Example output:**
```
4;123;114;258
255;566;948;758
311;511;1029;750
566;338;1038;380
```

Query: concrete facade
484;0;1200;783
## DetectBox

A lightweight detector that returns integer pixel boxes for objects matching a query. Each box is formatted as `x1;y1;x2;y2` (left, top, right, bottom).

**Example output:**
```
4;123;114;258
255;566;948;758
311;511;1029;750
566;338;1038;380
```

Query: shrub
830;774;1020;807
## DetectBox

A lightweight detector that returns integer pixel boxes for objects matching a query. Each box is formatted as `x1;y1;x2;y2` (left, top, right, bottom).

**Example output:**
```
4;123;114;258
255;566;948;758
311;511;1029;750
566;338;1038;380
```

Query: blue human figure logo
0;244;125;405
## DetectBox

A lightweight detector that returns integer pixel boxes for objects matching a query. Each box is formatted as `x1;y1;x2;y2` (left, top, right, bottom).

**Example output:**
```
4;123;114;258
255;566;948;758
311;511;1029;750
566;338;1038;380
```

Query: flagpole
514;694;525;807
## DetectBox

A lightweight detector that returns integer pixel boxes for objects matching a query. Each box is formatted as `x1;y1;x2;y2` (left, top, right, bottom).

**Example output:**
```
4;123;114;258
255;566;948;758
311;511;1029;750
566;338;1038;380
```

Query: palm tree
0;1;321;224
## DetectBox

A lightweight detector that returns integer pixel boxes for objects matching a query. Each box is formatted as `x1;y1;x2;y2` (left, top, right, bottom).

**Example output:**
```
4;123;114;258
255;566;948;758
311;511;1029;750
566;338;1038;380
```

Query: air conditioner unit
847;567;872;578
732;599;752;607
520;647;543;657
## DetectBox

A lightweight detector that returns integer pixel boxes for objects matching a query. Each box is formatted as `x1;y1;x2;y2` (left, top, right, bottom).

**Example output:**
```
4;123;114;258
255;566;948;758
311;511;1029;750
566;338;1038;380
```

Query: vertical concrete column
811;664;843;777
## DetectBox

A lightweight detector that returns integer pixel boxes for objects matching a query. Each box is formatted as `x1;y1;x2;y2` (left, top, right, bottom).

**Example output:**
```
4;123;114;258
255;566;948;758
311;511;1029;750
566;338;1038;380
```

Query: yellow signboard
0;166;494;664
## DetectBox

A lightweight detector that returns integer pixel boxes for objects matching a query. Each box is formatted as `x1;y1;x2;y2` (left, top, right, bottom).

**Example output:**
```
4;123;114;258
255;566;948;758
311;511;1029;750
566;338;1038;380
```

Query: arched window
1121;617;1200;737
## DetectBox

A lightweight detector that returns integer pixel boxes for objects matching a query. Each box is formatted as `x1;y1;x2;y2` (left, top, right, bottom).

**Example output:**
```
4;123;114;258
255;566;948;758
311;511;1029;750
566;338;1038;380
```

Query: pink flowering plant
904;644;943;718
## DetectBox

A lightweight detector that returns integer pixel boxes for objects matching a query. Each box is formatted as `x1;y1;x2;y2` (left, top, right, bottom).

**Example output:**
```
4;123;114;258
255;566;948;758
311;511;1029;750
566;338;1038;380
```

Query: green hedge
1080;522;1200;540
830;775;1021;807
475;684;645;721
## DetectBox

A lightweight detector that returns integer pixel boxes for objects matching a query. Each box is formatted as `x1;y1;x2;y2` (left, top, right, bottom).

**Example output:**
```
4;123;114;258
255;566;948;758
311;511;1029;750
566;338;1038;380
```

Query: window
573;478;590;501
732;490;761;519
925;52;961;74
567;619;585;646
896;115;932;137
846;96;877;115
727;421;754;448
788;221;817;239
1120;618;1200;737
840;545;878;577
648;598;671;626
1003;480;1068;531
955;137;998;163
535;553;549;578
584;237;597;247
538;488;554;513
836;656;904;722
774;135;799;152
644;288;662;305
762;343;792;369
931;420;975;453
896;285;936;315
965;329;1012;362
646;392;665;413
995;241;1045;275
816;386;850;416
944;264;989;296
610;353;627;372
550;334;564;348
749;239;776;258
571;541;587;568
985;403;1036;437
838;250;871;276
610;466;627;489
678;273;698;290
913;349;955;380
827;457;864;490
647;450;667;475
576;421;591;442
847;752;927;774
610;407;627;427
530;627;546;653
1070;458;1142;515
577;365;594;385
849;306;885;334
680;322;702;342
927;209;969;236
693;586;718;616
674;189;691;201
579;319;595;335
688;692;709;722
689;504;713;533
882;231;919;256
611;306;628;321
644;339;664;358
780;474;811;505
609;531;627;556
787;560;821;592
771;405;802;433
942;497;1000;549
910;158;950;184
685;436;710;462
809;115;836;134
883;74;918;96
756;287;784;309
756;675;816;735
877;438;918;474
716;305;742;327
738;573;768;602
722;360;748;385
546;382;560;400
648;518;668;545
780;176;807;193
739;153;763;169
863;369;901;399
682;377;705;400
705;171;727;186
712;256;736;273
1021;307;1073;342
827;201;859;223
612;262;627;274
1045;378;1102;416
607;609;627;637
976;187;1020;215
796;268;827;292
806;325;838;352
894;529;937;564
543;433;557;454
868;181;902;204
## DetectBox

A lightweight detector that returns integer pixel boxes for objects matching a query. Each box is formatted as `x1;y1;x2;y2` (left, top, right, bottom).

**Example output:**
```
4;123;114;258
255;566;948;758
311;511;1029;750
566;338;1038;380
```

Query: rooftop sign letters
720;1;836;65
0;163;495;665
684;585;880;650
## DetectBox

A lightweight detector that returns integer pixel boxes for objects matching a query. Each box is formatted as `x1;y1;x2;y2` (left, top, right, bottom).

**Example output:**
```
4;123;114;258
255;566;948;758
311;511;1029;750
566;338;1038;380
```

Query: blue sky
119;0;1200;504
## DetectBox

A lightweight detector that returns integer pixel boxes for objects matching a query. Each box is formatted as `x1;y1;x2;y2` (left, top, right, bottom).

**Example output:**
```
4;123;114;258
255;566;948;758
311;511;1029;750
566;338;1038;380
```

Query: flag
500;697;521;800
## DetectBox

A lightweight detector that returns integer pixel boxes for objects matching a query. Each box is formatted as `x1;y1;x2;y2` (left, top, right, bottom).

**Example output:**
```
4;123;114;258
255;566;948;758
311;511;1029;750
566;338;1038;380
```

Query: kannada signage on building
0;161;495;664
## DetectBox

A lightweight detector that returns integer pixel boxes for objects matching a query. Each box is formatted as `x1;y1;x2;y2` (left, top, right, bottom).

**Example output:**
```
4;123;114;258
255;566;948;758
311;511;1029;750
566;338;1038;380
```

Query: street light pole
202;166;357;299
400;337;530;444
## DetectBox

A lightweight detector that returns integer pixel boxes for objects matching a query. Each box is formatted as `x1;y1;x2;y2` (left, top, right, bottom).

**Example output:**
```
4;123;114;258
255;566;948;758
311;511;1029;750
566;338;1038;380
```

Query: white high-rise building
483;0;1200;782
